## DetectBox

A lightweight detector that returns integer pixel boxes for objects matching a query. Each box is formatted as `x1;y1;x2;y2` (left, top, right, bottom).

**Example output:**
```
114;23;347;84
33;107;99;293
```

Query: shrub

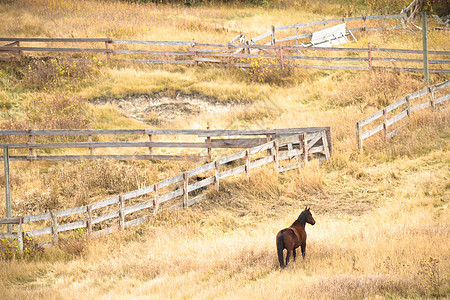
247;56;293;86
21;57;101;90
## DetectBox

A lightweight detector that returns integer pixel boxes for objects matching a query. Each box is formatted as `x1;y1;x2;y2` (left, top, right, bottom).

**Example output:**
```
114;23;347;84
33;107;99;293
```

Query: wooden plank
218;165;245;180
249;141;275;155
26;226;52;237
0;232;17;239
374;48;450;55
433;80;450;91
249;31;272;42
0;154;206;162
187;161;216;178
279;149;301;160
307;133;323;148
92;211;119;225
57;220;87;233
120;184;155;201
360;110;384;127
23;212;51;223
91;226;117;238
158;173;184;189
218;149;247;165
385;96;407;113
278;162;301;173
91;195;120;210
386;110;408;127
411;101;431;113
113;49;193;56
284;54;368;62
113;40;192;46
361;123;384;140
187;176;215;193
158;189;184;204
250;155;274;169
123;200;154;216
55;205;87;218
0;37;112;43
1;46;110;53
124;216;148;228
0;217;21;225
275;34;312;43
409;86;430;100
309;146;325;154
127;59;193;65
435;94;450;104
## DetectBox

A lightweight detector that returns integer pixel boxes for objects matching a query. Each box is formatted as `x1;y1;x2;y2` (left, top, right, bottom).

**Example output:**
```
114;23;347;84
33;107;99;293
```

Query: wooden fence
1;38;449;74
356;80;450;150
240;13;407;47
0;127;331;162
0;130;332;252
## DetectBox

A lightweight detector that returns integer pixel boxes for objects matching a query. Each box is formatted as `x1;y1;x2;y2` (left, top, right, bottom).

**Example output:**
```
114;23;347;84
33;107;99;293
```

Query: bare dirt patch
90;92;242;124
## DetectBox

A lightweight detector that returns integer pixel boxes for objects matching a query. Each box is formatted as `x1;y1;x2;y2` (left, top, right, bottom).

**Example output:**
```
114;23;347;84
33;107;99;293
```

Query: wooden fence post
3;145;12;234
153;184;159;215
383;108;388;139
325;128;333;156
279;45;284;70
105;41;111;64
118;196;125;230
214;161;220;191
356;122;363;150
295;27;299;45
17;41;23;60
51;210;58;244
28;127;35;157
87;204;93;237
406;95;411;118
363;16;366;31
301;133;308;164
321;131;330;160
273;140;279;175
245;149;250;179
88;125;93;156
429;86;435;111
17;217;23;254
193;39;198;67
368;43;373;72
422;12;429;86
271;25;276;45
206;125;211;161
183;172;189;208
148;134;153;155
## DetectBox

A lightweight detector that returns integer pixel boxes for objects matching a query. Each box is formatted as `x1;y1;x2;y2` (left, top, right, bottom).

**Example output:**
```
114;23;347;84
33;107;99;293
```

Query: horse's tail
276;233;285;268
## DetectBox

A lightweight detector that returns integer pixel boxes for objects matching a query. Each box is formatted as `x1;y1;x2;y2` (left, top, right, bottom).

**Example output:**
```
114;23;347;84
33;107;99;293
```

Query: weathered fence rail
245;13;407;46
356;80;450;150
0;130;332;251
0;127;331;162
1;37;449;74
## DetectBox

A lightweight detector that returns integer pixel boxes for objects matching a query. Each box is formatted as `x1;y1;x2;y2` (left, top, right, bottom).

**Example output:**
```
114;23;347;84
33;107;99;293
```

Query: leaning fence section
242;13;407;47
0;130;331;252
356;80;450;150
0;127;331;162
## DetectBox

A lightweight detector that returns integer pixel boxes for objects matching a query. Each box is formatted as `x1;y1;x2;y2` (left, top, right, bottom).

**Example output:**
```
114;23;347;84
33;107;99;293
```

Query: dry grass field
0;0;449;299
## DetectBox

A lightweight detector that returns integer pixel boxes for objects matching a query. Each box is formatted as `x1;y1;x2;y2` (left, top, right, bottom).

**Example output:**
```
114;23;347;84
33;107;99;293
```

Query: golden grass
0;0;449;298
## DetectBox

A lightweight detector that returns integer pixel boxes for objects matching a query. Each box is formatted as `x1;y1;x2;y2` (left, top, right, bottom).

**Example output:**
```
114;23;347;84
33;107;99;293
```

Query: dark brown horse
276;207;315;268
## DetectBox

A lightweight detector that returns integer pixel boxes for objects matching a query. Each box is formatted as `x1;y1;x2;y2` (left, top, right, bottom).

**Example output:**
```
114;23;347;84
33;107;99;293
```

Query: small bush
247;57;293;86
21;57;101;90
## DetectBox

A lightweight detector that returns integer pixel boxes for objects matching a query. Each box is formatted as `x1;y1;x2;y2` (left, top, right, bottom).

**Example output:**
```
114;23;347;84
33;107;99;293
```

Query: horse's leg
301;243;306;259
293;248;297;261
285;249;291;266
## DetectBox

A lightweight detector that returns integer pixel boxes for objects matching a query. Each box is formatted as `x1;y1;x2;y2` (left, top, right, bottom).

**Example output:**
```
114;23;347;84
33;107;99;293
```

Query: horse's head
302;206;315;225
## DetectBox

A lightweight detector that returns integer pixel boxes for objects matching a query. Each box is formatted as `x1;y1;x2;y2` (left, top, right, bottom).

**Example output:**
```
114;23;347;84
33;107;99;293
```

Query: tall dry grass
0;0;449;299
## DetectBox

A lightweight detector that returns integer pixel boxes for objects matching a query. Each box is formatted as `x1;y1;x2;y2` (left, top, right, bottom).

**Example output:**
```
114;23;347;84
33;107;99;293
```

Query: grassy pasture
0;0;449;299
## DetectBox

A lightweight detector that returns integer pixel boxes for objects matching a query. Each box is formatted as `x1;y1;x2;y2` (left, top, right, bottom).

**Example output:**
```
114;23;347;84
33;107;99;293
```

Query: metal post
3;146;11;234
422;12;429;86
